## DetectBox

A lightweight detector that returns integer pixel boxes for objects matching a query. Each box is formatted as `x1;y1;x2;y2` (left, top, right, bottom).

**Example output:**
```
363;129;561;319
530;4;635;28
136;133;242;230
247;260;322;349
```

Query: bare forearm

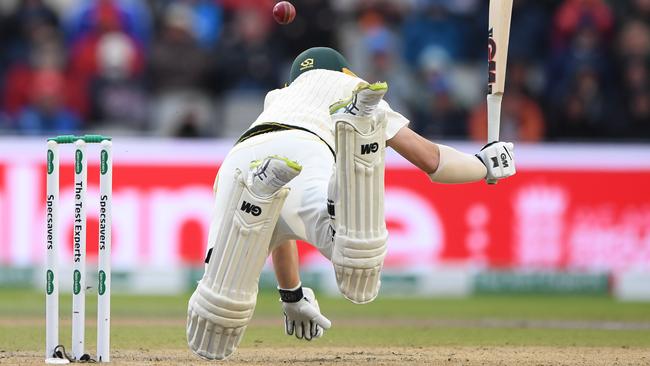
387;127;440;173
272;240;301;289
388;127;486;184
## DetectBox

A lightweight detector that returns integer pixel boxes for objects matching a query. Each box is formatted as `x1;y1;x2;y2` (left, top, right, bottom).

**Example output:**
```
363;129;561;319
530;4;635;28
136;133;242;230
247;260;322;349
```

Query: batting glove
279;285;331;341
476;141;516;181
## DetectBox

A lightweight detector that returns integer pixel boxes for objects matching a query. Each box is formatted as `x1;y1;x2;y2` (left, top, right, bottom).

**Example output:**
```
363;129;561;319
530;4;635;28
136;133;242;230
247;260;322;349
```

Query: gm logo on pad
361;142;379;155
241;201;262;216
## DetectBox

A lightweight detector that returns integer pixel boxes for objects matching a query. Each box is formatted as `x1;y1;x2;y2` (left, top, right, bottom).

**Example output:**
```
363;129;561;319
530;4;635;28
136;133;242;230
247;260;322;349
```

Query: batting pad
331;112;388;304
187;169;289;360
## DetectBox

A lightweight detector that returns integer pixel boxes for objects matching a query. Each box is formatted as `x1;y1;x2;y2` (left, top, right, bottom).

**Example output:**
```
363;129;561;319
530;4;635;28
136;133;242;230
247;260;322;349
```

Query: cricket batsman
186;47;516;360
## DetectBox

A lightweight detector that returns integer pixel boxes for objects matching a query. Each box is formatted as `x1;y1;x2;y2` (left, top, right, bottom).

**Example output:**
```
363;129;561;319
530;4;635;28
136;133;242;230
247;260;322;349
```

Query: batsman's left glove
279;285;331;341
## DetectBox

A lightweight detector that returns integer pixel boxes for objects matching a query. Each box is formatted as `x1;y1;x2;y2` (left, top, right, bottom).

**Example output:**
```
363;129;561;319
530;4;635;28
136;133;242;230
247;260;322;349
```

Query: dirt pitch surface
4;291;650;365
3;347;649;366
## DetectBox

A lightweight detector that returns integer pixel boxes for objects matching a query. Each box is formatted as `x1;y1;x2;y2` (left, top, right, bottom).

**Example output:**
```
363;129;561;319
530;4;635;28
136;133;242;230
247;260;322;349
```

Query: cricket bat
486;0;513;185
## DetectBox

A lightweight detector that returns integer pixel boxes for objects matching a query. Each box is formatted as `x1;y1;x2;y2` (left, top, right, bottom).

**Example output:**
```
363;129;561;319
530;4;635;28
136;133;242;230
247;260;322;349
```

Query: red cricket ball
273;1;296;25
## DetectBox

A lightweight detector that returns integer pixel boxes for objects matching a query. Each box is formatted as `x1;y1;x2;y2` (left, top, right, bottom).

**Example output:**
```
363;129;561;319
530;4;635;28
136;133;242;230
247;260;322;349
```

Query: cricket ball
273;1;296;25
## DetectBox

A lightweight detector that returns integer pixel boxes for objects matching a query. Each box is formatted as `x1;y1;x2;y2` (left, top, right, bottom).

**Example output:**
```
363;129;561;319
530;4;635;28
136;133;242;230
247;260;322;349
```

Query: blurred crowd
0;0;648;141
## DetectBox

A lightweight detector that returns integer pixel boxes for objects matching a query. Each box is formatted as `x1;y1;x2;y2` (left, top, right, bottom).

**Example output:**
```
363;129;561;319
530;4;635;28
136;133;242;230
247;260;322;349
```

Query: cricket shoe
248;155;302;197
329;81;388;117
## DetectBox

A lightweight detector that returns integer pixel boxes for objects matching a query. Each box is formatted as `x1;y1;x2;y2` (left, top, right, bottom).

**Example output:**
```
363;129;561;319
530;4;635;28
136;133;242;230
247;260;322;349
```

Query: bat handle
486;94;503;186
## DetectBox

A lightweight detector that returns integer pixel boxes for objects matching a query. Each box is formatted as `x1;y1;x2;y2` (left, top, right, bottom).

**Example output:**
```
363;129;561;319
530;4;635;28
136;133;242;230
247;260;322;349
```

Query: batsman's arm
272;240;301;289
387;127;487;184
272;240;332;341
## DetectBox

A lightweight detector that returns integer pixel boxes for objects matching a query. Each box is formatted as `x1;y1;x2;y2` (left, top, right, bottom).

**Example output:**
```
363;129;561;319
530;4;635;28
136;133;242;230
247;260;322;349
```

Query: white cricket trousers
207;129;335;258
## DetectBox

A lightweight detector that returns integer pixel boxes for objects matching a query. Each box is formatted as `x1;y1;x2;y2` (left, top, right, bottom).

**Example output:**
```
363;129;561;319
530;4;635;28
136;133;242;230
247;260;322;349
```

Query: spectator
401;2;465;67
551;0;614;52
1;24;85;125
1;0;59;65
63;0;152;48
617;19;650;60
150;0;223;49
0;108;11;132
349;9;416;119
89;32;148;130
16;69;81;134
412;46;467;138
213;5;283;92
149;3;214;137
551;65;610;139
182;0;223;49
275;0;337;58
68;1;145;84
441;0;485;61
0;0;645;141
616;20;650;138
150;3;211;93
0;0;61;118
508;0;553;63
621;60;650;138
546;1;615;139
610;0;650;23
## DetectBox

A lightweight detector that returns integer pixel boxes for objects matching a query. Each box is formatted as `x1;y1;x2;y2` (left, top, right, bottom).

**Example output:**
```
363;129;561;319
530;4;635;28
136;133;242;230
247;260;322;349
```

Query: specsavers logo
46;270;54;295
73;270;81;294
98;270;107;295
300;58;314;71
47;150;54;174
75;150;83;174
101;150;108;175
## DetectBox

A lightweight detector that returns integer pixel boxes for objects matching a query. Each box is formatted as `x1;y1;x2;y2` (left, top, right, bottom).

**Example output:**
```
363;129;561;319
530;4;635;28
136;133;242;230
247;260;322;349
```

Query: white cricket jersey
250;69;409;149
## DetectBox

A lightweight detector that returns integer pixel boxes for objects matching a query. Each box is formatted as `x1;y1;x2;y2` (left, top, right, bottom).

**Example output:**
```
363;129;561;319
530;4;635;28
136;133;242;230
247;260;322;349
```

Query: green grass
1;289;649;353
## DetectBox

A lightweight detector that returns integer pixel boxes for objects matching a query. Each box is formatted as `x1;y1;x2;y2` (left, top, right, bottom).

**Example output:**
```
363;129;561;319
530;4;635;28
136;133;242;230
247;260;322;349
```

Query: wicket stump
46;135;112;363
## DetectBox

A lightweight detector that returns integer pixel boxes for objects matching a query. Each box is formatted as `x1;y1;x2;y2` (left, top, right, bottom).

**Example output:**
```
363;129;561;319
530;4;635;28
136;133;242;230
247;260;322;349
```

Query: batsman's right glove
476;141;516;181
279;285;331;341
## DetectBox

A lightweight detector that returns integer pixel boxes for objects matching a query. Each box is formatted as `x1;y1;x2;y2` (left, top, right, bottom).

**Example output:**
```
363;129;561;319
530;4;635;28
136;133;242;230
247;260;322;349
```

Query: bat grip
486;94;503;185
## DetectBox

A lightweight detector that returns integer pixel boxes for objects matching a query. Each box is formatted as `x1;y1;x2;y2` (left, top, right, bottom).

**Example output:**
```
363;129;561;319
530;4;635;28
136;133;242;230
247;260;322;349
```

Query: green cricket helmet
289;47;357;83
